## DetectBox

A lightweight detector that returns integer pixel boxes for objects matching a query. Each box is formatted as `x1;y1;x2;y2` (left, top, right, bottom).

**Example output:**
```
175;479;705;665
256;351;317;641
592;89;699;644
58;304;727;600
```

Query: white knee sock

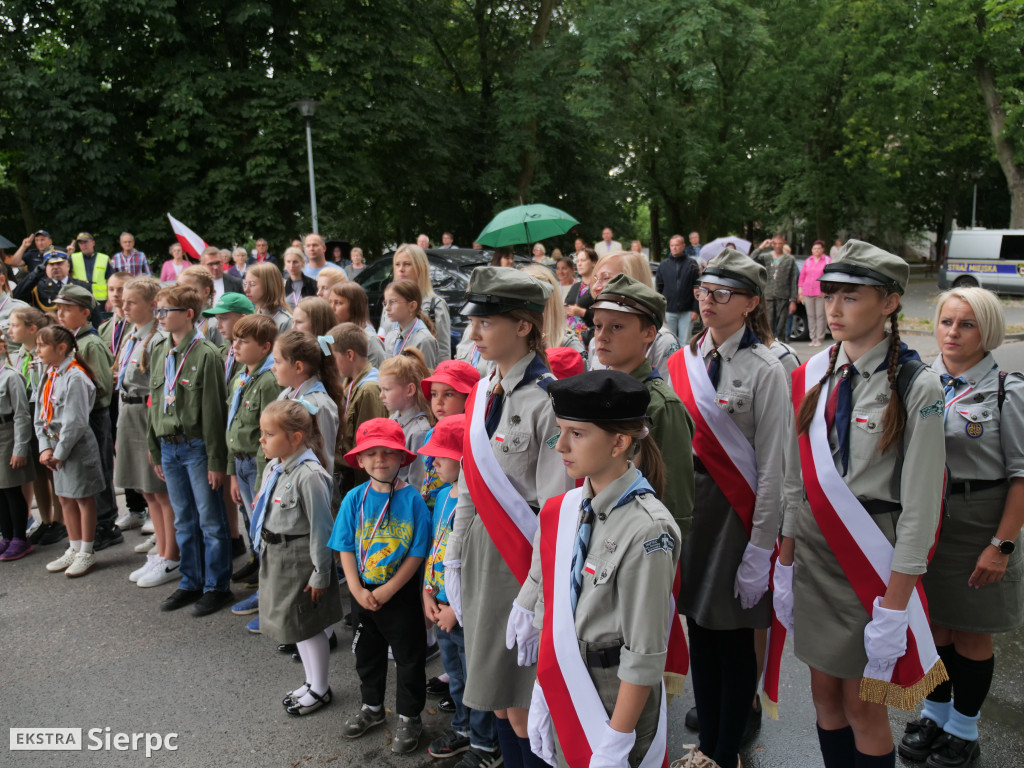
295;631;330;705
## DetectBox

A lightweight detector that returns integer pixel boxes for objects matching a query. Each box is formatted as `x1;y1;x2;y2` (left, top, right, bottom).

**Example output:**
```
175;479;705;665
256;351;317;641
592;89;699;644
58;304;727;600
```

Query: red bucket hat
418;414;466;462
343;418;417;469
420;359;481;399
547;346;585;380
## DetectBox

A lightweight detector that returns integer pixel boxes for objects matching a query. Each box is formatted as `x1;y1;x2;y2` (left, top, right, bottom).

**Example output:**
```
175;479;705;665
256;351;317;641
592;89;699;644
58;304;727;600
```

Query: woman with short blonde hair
379;244;451;361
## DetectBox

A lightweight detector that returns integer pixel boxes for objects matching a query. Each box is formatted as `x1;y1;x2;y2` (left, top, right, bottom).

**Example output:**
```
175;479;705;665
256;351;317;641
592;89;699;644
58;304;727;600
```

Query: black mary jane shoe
278;643;298;655
925;734;980;768
285;687;332;716
283;683;310;707
899;717;945;762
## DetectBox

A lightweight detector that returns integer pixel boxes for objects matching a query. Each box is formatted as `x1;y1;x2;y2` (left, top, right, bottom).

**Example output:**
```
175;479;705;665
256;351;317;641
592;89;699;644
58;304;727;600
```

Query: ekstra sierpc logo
10;728;178;756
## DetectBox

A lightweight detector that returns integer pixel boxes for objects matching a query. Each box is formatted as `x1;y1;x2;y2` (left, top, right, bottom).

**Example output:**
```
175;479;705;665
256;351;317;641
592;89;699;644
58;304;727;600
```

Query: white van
938;229;1024;295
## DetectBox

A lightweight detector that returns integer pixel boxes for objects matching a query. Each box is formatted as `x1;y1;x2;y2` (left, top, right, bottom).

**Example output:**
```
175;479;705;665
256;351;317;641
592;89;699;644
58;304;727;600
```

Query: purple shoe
0;538;34;561
0;538;9;557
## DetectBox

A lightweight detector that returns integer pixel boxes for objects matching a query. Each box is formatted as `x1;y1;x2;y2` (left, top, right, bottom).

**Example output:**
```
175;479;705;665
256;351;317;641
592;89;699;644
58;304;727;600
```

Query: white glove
772;562;795;634
733;542;773;610
443;559;463;625
863;596;909;681
528;682;557;767
505;600;540;667
588;721;636;768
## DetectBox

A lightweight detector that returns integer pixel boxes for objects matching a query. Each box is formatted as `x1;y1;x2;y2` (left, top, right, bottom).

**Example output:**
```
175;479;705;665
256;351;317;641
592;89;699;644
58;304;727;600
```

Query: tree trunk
974;53;1024;227
649;202;661;261
515;0;558;202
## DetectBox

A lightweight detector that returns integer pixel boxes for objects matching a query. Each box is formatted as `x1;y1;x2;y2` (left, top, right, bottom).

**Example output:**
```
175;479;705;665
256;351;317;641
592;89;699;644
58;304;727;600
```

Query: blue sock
944;707;980;742
495;718;523;768
921;698;952;727
518;734;550;768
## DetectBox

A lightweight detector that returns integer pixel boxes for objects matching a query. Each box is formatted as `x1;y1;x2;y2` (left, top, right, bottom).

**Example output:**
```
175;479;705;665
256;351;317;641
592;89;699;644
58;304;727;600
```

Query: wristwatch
990;536;1016;555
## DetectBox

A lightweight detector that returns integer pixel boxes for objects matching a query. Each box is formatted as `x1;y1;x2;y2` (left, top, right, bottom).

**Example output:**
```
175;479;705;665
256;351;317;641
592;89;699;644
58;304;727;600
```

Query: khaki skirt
0;422;35;488
923;482;1023;634
114;401;166;494
462;514;536;711
259;534;343;644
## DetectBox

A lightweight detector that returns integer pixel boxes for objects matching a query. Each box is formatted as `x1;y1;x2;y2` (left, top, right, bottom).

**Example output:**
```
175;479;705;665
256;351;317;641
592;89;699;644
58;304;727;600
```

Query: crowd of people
0;226;1020;768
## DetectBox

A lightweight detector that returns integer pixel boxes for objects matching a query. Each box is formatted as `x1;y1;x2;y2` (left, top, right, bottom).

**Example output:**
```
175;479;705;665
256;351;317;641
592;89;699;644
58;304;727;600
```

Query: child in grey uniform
35;325;106;578
0;337;37;561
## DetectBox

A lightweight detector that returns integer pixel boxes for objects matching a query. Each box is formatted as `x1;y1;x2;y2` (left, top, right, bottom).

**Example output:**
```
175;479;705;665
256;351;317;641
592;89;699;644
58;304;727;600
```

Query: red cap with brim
343;418;417;469
420;359;481;399
547;347;585;380
418;414;466;462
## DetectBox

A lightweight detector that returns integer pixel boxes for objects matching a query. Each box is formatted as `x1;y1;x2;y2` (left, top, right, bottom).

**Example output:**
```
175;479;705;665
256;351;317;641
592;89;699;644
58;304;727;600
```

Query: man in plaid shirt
111;232;151;275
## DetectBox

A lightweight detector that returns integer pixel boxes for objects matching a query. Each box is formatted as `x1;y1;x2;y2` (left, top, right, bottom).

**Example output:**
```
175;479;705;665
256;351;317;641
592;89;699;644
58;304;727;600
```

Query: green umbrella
476;203;579;248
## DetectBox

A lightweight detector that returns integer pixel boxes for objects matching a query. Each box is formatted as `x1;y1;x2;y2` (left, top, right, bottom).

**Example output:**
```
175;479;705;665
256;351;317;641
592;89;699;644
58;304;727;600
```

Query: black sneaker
426;676;451;697
243;570;259;589
231;557;259;582
192;590;235;617
454;747;503;768
438;693;456;713
900;717;945;762
926;734;980;768
160;589;203;612
231;536;247;558
684;706;698;731
93;525;124;552
39;522;68;546
28;523;48;545
428;728;470;759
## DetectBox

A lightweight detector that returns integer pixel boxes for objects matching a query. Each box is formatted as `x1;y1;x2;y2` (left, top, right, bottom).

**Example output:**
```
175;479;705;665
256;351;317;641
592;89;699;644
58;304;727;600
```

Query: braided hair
37;325;98;384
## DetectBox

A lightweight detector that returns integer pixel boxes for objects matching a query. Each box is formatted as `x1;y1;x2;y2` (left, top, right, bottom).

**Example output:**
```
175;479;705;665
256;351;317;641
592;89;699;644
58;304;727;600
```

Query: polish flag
167;213;206;261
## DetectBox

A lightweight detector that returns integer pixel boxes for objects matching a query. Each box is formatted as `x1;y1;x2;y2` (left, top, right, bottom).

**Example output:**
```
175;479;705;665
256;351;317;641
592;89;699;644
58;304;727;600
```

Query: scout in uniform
666;250;790;768
147;285;234;617
516;370;681;768
0;335;37;562
590;274;695;538
779;241;947;768
899;287;1024;768
444;267;574;768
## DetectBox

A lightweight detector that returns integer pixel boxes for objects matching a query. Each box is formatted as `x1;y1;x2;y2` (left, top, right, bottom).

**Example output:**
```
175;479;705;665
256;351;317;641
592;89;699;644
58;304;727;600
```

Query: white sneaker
46;546;78;573
134;535;156;553
141;518;155;535
129;554;159;583
137;558;180;588
116;511;146;531
65;551;97;578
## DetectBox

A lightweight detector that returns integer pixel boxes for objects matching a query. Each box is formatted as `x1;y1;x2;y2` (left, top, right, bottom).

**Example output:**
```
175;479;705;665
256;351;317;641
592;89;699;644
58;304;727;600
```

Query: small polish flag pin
855;415;869;423
583;562;596;576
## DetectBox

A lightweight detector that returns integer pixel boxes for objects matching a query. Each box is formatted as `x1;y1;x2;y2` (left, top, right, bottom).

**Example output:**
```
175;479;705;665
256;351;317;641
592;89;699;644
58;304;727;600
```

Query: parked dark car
354;248;533;354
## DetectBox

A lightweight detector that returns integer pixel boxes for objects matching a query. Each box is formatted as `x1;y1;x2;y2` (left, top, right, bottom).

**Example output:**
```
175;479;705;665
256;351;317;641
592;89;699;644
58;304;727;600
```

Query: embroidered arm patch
642;532;676;556
919;399;943;419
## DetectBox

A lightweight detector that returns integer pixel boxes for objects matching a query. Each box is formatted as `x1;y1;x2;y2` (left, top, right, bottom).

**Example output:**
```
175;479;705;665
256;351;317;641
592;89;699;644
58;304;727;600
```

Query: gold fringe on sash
759;690;779;721
663;671;686;701
858;659;949;711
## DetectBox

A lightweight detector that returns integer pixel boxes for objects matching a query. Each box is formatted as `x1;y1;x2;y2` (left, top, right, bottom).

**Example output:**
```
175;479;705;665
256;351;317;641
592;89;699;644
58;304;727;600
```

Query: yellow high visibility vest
71;251;109;300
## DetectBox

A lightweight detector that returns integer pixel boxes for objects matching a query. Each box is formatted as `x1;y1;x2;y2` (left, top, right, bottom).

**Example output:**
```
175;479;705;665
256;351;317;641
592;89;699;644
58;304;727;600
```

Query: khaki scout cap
460;266;552;316
591;273;666;328
820;239;909;295
701;249;767;296
54;284;97;310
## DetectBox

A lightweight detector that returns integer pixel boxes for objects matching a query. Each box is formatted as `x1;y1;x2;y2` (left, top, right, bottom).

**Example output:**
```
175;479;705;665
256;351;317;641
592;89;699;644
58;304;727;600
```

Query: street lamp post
292;99;320;233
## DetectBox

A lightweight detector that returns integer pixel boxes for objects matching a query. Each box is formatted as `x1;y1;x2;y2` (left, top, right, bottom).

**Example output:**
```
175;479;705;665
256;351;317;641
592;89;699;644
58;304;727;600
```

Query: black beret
547;370;650;422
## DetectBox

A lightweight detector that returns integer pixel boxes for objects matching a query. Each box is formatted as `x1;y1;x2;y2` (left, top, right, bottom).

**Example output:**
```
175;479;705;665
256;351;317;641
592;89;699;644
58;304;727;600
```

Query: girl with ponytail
778;241;946;768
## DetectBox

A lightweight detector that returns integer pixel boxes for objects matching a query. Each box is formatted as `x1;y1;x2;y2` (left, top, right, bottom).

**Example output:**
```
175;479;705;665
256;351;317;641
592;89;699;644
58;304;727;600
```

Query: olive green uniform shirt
74;326;113;410
225;355;283;477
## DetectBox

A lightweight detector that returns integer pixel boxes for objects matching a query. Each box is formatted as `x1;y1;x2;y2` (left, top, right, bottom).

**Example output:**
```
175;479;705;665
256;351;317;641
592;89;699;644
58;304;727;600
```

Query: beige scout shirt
697;326;790;551
519;465;681;688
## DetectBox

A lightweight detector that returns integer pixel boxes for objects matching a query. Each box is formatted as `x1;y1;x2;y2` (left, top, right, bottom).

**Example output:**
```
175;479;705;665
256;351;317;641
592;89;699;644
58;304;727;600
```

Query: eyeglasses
693;286;751;304
152;307;188;318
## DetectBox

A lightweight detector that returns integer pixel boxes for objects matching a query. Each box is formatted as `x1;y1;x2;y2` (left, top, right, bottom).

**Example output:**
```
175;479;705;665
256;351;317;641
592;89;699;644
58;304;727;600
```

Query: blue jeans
438;623;497;751
665;311;693;345
161;439;231;592
234;455;257;552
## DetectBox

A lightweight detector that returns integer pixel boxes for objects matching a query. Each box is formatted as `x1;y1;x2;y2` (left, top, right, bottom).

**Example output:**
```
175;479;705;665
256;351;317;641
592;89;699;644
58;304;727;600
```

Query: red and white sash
461;378;538;584
536;489;668;768
793;348;946;709
667;345;787;716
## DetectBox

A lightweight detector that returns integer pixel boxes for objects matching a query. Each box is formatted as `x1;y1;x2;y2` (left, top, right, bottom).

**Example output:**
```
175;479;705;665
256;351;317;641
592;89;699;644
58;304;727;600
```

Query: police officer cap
820;239;908;295
76;232;95;242
54;284;97;310
591;274;666;328
700;249;767;296
461;266;552;317
43;250;68;264
548;370;650;423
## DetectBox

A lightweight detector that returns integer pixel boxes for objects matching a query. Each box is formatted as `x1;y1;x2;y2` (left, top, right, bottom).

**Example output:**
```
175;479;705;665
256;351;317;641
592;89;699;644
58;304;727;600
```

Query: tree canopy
1;0;1020;262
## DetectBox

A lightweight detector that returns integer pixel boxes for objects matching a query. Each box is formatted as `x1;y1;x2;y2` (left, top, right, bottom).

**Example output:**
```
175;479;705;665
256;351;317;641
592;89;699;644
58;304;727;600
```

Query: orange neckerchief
40;359;88;425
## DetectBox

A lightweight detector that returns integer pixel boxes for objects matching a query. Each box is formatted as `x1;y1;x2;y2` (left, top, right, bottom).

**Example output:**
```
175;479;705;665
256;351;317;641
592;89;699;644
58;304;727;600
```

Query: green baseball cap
460;266;552;317
591;273;666;327
202;292;255;317
701;249;767;296
820;239;909;295
54;284;97;310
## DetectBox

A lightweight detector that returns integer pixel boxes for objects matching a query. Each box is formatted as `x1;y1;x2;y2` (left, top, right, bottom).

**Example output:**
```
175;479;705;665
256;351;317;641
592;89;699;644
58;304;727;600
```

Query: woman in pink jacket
798;240;831;346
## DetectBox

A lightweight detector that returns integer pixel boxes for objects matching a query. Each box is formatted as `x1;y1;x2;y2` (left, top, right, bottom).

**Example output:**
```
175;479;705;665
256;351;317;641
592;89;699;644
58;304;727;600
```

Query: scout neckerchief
793;347;947;709
163;331;202;412
40;357;88;425
109;315;127;355
223;345;236;385
116;322;150;392
392;318;425;357
344;366;379;416
228;354;274;426
249;448;320;546
536;485;670;768
461;353;553;584
424;488;457;596
287;378;328;400
667;335;787;717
